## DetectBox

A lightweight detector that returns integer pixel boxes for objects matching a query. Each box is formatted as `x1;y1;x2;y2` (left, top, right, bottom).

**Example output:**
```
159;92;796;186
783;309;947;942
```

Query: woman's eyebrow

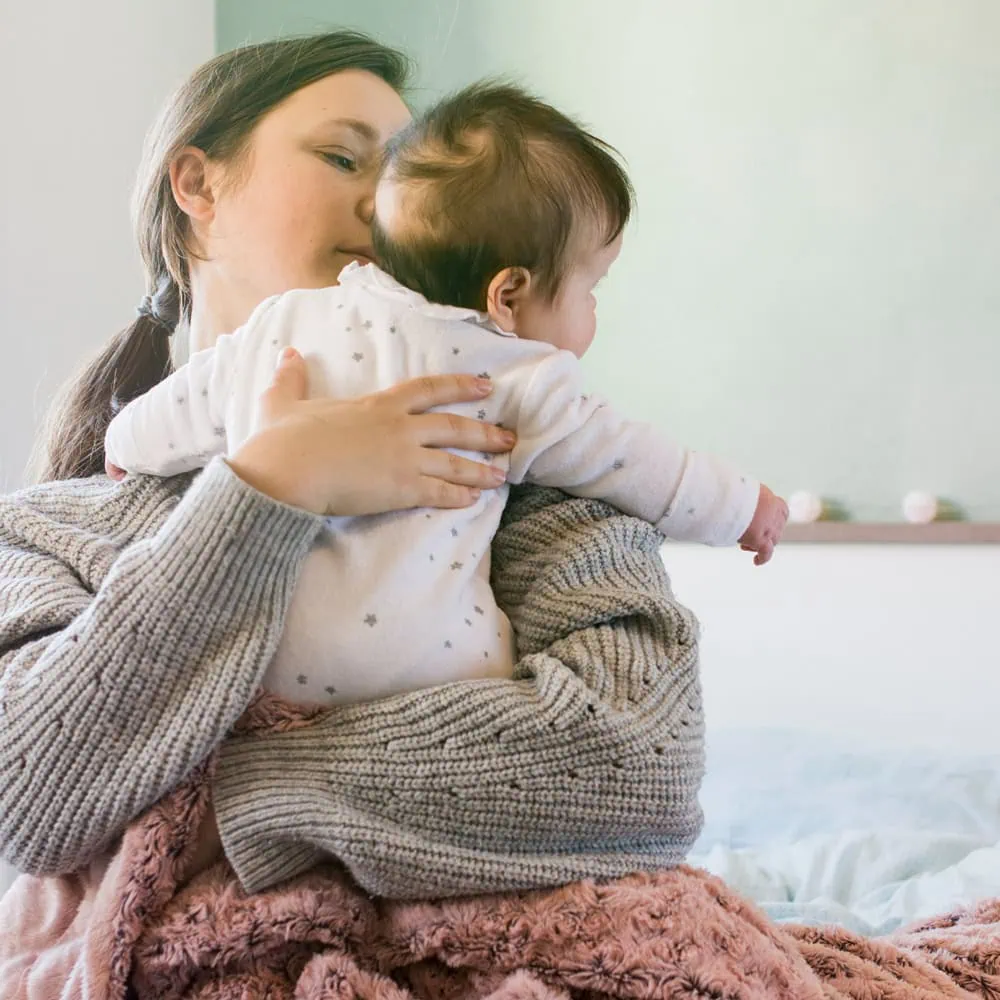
317;117;379;143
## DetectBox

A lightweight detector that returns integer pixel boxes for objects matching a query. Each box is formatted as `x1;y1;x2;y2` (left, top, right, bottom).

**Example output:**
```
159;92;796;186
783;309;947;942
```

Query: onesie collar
338;262;517;337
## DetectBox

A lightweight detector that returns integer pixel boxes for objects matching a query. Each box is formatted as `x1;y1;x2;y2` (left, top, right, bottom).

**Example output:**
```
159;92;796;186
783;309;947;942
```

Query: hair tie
136;296;173;334
136;279;179;334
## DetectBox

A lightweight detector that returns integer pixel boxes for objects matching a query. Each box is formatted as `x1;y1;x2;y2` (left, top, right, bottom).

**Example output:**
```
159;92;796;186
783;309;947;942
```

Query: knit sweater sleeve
214;485;706;899
0;458;322;875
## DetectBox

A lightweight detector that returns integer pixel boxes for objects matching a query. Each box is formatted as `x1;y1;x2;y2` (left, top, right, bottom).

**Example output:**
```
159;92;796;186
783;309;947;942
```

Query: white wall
0;1;215;491
664;544;1000;756
0;0;214;896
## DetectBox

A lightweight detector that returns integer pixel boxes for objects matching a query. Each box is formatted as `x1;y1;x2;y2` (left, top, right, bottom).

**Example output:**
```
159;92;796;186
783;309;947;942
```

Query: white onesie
106;263;759;706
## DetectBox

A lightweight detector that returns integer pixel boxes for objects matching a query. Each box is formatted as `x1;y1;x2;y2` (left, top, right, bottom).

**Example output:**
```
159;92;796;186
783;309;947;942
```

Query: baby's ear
486;267;532;333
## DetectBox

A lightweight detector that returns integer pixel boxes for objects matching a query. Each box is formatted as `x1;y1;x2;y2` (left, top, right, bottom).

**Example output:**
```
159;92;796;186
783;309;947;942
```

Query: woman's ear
169;146;217;223
486;267;532;333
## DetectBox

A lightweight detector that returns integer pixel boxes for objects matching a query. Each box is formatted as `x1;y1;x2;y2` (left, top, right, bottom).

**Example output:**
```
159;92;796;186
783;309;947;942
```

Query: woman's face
197;69;411;335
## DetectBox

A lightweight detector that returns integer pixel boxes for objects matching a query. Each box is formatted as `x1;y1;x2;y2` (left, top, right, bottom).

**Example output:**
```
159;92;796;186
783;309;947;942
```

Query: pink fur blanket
3;701;999;1000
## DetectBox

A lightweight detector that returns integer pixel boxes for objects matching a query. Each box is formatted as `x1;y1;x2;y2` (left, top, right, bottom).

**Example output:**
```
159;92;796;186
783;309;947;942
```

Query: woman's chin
298;260;358;288
294;254;372;289
341;253;374;269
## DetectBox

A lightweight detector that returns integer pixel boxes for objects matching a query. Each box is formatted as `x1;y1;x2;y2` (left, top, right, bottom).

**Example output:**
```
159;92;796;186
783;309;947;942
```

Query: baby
105;82;788;707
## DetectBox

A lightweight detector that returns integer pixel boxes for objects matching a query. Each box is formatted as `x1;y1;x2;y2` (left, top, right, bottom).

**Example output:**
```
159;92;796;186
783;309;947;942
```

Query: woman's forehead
271;69;412;145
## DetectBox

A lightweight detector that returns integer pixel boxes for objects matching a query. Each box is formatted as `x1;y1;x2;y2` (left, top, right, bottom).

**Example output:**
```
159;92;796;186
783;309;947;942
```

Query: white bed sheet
690;728;1000;934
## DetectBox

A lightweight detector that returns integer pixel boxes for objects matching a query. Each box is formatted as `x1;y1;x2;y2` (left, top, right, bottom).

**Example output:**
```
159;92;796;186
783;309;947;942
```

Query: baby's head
372;82;633;358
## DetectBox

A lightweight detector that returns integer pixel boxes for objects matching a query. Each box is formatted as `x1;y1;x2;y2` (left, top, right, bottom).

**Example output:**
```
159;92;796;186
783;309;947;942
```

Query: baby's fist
739;485;788;566
105;459;127;481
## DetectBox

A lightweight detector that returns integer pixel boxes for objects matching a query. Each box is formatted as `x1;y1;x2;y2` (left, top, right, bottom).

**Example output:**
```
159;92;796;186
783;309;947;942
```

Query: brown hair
32;31;409;483
371;81;633;311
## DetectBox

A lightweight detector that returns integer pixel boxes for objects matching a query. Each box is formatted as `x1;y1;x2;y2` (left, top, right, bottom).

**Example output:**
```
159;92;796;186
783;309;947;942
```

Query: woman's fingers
259;348;309;421
388;373;494;414
420;448;507;489
236;363;516;517
414;476;483;509
413;410;516;453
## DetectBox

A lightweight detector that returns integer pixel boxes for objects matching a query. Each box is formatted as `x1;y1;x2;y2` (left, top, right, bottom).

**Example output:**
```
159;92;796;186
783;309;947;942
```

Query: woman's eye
321;150;358;173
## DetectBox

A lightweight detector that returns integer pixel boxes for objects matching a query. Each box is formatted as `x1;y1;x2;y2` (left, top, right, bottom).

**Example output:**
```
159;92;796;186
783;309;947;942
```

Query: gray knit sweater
0;459;704;899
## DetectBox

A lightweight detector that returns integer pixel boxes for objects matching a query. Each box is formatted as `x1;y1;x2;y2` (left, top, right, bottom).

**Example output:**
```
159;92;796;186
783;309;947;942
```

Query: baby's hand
105;458;127;481
739;485;789;566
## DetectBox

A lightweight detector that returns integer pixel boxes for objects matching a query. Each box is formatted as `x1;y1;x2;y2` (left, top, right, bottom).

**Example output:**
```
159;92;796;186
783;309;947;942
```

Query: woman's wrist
227;433;319;514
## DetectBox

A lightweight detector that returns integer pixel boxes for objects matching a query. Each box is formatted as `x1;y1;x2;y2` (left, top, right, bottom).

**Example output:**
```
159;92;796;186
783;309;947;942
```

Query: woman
0;31;702;909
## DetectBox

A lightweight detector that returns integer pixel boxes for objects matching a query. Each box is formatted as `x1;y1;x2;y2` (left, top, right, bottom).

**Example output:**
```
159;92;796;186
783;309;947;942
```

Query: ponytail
30;278;179;483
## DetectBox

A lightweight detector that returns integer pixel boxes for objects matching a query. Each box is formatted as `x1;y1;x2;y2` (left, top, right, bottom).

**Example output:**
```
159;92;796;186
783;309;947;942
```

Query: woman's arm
0;460;322;875
0;360;515;876
213;485;706;899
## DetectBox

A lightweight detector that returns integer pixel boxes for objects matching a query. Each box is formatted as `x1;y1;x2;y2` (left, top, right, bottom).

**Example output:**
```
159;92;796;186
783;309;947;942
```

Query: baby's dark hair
372;81;634;310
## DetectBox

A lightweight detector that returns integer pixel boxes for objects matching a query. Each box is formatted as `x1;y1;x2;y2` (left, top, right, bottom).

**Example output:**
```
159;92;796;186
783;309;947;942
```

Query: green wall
217;1;1000;521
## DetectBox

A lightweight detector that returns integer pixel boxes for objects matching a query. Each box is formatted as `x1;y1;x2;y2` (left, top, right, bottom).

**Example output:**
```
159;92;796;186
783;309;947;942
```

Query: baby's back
235;265;554;705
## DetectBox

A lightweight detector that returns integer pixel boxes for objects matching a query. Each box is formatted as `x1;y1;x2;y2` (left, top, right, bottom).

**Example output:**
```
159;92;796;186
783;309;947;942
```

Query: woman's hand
228;348;516;516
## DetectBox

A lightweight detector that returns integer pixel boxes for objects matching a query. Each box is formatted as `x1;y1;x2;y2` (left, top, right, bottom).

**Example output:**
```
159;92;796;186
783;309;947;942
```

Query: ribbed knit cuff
213;729;330;894
166;456;324;554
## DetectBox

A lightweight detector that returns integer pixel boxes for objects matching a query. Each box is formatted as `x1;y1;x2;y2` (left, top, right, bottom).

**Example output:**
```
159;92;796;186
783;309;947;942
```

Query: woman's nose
357;191;375;225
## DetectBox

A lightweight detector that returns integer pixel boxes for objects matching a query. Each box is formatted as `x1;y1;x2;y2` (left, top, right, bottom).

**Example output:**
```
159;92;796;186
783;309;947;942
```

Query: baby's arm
508;350;760;546
105;333;242;478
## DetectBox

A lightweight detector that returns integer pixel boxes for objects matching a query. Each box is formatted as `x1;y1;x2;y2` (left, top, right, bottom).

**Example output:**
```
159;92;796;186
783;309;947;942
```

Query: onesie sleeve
105;332;243;477
507;350;759;546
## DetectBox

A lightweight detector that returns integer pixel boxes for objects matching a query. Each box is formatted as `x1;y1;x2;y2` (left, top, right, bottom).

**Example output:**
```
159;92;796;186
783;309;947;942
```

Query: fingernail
501;430;516;446
469;489;482;501
475;377;492;394
491;466;507;483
